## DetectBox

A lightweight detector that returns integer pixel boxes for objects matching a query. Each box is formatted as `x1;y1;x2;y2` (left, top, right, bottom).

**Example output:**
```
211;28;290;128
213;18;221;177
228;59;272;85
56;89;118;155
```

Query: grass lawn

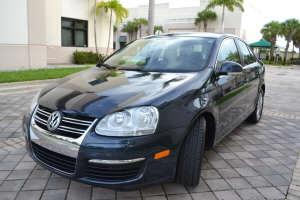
265;63;292;67
0;67;91;83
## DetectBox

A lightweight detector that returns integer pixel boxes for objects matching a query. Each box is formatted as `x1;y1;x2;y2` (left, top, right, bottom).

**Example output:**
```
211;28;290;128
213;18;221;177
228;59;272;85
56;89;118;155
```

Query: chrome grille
34;105;96;139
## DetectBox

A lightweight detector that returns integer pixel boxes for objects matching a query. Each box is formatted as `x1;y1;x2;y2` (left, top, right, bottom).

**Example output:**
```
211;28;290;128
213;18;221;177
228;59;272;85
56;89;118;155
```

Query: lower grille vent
86;161;144;181
31;141;76;174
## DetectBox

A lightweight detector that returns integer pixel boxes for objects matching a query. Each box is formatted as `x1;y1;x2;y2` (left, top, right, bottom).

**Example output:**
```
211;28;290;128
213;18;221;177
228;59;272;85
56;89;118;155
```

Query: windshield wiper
96;62;113;70
117;67;144;71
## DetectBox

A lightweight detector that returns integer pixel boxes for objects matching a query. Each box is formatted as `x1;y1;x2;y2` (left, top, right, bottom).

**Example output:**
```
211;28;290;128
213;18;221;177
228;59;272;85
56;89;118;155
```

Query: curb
0;79;57;93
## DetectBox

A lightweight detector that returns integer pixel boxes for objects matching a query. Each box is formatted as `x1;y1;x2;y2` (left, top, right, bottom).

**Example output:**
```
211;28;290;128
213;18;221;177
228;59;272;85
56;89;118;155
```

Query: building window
62;18;88;47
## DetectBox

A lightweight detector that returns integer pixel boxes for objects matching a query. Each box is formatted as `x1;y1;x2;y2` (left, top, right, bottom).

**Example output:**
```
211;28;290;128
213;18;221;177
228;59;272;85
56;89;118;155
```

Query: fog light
154;150;170;160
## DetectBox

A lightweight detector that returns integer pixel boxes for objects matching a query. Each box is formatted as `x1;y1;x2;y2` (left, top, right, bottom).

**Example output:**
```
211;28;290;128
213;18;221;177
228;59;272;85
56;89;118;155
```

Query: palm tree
205;0;244;33
153;25;163;34
260;21;281;61
133;18;148;38
148;0;155;36
94;0;100;62
292;29;300;61
121;21;138;42
281;18;300;63
96;0;129;57
194;10;217;32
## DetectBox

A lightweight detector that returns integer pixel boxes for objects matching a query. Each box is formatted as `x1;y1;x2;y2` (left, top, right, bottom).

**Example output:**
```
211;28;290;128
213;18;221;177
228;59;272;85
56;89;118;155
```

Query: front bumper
23;109;187;191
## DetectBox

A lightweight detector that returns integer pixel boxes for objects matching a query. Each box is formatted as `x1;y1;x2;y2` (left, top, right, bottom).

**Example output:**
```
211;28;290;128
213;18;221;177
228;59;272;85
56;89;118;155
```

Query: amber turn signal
154;150;170;160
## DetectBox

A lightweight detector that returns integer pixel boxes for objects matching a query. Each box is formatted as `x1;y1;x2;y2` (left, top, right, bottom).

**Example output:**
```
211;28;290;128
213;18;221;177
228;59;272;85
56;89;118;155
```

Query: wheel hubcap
256;92;263;119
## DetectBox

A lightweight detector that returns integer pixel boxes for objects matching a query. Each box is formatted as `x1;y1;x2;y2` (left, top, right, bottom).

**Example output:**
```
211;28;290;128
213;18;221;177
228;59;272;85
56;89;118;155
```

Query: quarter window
62;18;88;47
216;39;241;70
236;40;256;66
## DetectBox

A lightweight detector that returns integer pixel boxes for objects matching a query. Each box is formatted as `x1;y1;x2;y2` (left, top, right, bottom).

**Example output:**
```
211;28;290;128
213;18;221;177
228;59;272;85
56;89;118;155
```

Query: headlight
95;106;159;137
28;90;41;115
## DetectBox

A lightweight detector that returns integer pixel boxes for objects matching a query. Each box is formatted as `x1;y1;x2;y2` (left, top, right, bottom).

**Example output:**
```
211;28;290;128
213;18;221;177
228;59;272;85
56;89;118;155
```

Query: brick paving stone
263;175;290;186
252;166;278;176
275;156;296;165
0;179;26;191
245;176;272;187
214;190;241;200
41;189;68;200
14;161;36;170
249;151;271;158
117;190;141;198
6;169;31;180
226;145;245;152
235;189;265;200
2;154;24;162
141;185;165;196
22;178;48;190
259;158;281;165
242;158;265;167
166;194;192;200
15;190;43;200
225;178;252;190
0;170;10;180
186;179;211;193
162;183;188;195
218;153;239;160
190;192;217;200
209;160;231;169
242;145;260;152
216;168;241;179
256;187;285;199
270;165;293;174
91;187;116;200
28;169;51;179
69;180;92;188
201;169;222;179
235;167;259;177
46;177;70;190
67;188;92;200
143;196;167;200
226;160;248;168
277;186;289;195
0;191;18;200
205;179;232;191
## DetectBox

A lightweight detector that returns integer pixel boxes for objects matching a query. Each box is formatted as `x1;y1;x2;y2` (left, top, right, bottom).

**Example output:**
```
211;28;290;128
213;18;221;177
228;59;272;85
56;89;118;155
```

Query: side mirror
217;61;243;76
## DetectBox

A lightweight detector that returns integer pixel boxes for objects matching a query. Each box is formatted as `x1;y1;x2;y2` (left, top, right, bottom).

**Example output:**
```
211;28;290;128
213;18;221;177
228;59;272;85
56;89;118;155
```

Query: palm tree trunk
94;0;100;63
292;44;294;62
284;33;292;64
105;10;113;57
204;22;207;32
220;5;225;33
139;26;142;38
148;0;155;35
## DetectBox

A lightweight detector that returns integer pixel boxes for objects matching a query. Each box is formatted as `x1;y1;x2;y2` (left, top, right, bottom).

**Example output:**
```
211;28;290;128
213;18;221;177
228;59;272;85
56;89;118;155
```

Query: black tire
175;116;206;186
246;89;264;123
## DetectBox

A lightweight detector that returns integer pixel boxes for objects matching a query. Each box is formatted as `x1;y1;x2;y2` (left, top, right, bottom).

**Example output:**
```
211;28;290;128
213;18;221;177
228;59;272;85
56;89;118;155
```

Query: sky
119;0;300;48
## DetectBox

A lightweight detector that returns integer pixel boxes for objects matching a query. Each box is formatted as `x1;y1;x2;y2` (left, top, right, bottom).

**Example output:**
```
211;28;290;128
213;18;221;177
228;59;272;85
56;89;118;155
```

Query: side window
236;40;256;66
216;39;241;70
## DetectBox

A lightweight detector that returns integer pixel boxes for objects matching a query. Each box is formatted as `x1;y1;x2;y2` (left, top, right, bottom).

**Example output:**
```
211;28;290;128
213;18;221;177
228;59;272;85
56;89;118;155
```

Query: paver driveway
0;66;300;200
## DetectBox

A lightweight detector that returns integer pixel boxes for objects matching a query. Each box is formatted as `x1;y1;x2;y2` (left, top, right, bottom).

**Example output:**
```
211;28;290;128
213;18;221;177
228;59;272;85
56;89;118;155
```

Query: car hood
38;67;197;118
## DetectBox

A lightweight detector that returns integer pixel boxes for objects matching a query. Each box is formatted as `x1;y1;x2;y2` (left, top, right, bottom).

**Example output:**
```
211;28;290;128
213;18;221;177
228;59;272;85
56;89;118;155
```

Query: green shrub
73;50;106;64
278;56;282;61
266;55;269;61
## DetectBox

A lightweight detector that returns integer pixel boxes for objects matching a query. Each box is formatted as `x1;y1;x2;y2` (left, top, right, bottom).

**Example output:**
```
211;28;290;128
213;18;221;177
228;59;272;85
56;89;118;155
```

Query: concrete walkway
0;66;300;200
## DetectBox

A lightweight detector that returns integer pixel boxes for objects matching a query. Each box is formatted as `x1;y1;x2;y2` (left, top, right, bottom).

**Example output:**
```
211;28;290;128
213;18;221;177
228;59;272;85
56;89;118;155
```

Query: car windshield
104;37;215;72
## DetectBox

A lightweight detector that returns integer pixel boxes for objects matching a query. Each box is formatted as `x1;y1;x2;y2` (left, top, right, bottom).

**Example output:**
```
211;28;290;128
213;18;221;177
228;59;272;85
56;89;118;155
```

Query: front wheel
246;89;264;123
175;116;206;186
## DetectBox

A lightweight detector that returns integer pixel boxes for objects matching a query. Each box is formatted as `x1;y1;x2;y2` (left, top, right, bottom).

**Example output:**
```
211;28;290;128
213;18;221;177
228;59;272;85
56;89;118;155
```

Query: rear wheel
175;116;206;186
246;89;264;123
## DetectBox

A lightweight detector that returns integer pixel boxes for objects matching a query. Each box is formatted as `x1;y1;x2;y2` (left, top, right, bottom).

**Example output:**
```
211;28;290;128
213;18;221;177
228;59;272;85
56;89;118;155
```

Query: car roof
143;32;237;40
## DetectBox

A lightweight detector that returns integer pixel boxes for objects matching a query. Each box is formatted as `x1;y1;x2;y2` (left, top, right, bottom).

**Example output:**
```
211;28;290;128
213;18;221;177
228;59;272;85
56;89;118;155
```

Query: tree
260;21;281;61
194;10;217;32
121;21;138;42
94;0;100;62
148;0;155;36
292;29;300;60
205;0;244;33
281;18;300;63
133;18;148;38
154;25;163;34
96;0;129;57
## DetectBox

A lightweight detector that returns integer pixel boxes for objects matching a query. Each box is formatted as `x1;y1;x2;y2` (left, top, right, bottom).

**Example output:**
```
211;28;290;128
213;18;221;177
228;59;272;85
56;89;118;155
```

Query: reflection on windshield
105;37;215;72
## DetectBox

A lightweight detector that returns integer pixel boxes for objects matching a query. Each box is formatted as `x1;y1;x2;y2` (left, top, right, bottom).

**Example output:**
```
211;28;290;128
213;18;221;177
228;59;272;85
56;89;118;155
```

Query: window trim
235;39;257;66
214;37;242;71
61;17;88;47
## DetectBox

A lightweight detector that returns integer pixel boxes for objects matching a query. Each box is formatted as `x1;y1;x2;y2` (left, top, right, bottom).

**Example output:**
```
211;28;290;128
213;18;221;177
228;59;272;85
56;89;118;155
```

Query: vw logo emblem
47;111;62;131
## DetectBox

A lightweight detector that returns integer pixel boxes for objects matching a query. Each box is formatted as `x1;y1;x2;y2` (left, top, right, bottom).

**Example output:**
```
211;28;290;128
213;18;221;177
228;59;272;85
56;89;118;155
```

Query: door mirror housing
217;61;243;76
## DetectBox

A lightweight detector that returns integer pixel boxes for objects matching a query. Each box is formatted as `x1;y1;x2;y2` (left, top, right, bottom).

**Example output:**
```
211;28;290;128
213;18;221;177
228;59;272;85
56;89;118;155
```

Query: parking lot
0;66;300;200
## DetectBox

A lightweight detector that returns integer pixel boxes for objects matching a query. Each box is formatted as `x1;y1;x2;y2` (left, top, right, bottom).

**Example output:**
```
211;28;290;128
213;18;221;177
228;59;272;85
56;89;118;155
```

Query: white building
114;0;263;50
0;0;112;69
